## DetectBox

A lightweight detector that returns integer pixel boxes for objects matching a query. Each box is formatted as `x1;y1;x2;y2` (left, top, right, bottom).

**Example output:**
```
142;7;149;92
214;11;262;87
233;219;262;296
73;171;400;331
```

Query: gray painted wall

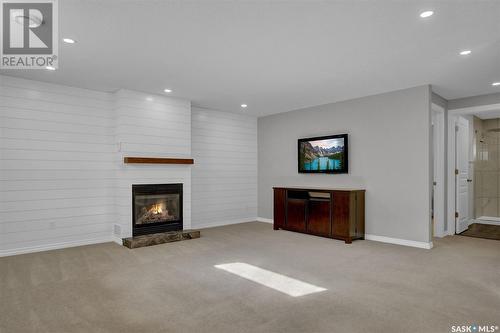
258;85;432;243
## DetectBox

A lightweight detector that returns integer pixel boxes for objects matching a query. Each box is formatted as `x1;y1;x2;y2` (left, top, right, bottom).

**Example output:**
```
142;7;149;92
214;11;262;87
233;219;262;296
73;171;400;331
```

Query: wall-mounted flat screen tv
298;134;348;174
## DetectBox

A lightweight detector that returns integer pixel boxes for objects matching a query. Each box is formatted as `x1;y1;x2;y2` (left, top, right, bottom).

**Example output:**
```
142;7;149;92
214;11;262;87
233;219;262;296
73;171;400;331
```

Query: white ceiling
1;0;500;116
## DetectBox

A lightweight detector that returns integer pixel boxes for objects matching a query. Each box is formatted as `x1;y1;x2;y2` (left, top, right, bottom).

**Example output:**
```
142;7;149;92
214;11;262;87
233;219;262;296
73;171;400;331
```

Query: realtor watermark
451;325;499;332
0;0;58;69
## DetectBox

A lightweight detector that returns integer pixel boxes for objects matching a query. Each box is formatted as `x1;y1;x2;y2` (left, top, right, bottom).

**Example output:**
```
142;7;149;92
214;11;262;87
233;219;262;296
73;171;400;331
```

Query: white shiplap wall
0;76;115;255
191;107;257;228
0;76;257;256
0;78;193;255
114;90;192;237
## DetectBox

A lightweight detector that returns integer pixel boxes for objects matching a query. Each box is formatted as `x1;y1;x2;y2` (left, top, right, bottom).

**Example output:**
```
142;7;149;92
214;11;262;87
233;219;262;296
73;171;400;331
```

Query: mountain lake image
299;137;346;172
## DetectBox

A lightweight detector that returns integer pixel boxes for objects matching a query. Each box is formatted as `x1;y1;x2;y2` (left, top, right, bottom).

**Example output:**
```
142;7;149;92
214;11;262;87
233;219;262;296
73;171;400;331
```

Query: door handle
467;179;473;182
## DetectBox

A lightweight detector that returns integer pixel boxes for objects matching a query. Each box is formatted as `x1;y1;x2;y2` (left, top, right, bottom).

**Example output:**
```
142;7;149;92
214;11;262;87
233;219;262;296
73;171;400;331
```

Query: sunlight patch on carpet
214;262;327;297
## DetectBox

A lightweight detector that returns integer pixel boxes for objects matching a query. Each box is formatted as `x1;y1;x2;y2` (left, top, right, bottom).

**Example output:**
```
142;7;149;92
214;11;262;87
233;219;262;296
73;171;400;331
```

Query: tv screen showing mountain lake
299;138;345;171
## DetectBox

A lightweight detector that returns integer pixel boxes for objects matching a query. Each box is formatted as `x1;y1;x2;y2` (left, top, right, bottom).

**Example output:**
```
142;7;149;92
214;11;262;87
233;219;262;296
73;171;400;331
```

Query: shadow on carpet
459;223;500;241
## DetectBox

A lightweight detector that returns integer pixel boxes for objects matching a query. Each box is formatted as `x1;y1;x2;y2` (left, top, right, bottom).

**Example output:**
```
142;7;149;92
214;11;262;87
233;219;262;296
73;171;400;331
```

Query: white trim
474;217;500;226
432;103;446;238
257;217;273;223
447;113;457;235
1;219;267;257
449;103;500;114
0;236;115;257
194;217;257;229
111;235;123;245
432;102;446;113
434;229;446;238
365;234;434;249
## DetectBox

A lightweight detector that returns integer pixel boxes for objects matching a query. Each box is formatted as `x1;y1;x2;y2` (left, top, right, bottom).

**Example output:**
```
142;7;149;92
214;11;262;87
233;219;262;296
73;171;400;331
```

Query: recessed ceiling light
45;66;56;71
459;50;472;56
164;89;172;93
241;104;248;108
419;10;434;18
492;82;500;86
62;38;75;44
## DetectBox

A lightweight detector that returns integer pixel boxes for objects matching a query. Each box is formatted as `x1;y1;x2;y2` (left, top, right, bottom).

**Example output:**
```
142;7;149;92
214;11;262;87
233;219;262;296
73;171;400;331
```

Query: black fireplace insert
132;183;183;236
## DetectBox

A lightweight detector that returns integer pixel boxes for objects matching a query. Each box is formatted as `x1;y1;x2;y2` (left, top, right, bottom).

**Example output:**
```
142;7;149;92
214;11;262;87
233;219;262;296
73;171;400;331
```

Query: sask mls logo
451;325;499;333
1;0;58;69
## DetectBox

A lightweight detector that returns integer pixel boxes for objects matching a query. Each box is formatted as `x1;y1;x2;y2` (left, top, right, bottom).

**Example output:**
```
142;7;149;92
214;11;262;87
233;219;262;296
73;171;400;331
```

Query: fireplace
132;184;183;236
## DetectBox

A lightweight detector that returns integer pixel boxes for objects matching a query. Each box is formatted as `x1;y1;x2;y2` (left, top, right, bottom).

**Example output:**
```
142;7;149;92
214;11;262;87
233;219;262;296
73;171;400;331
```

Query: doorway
447;105;500;240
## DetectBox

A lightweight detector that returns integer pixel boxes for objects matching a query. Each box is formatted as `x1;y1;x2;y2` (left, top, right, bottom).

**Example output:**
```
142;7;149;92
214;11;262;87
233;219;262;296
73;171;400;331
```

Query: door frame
455;115;471;234
447;102;500;235
447;113;457;235
432;104;446;237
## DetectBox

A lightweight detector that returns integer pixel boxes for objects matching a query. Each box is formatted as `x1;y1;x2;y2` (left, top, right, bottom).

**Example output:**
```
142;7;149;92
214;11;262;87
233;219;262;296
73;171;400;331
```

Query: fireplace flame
151;203;163;215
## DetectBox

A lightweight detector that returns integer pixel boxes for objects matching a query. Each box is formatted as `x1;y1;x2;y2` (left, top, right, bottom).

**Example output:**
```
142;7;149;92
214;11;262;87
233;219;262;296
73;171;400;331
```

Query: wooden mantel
124;157;194;165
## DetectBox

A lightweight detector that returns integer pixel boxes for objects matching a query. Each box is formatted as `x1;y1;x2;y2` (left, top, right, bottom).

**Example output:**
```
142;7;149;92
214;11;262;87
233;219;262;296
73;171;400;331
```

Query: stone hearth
122;230;200;249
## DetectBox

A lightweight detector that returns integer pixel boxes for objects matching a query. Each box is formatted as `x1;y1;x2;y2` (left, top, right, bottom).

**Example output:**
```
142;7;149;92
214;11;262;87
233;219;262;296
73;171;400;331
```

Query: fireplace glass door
134;193;180;225
132;183;183;236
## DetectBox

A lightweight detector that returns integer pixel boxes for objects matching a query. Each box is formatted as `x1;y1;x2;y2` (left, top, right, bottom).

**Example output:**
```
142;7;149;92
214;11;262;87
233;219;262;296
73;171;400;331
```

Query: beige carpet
1;222;499;333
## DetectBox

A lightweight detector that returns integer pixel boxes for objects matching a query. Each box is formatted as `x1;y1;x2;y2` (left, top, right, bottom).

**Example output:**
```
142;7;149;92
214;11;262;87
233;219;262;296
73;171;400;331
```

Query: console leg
345;238;352;244
273;225;279;230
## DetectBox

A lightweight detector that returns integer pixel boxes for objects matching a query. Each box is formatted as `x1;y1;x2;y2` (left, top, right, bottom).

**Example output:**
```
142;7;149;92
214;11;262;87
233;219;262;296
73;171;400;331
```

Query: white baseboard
474;217;500;226
365;234;433;249
193;217;258;229
111;235;123;245
256;219;431;249
0;218;267;257
0;236;115;257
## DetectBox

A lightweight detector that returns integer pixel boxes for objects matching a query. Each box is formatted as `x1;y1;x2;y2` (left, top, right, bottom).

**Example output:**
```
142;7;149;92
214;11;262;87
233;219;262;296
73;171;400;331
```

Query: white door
456;116;470;234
